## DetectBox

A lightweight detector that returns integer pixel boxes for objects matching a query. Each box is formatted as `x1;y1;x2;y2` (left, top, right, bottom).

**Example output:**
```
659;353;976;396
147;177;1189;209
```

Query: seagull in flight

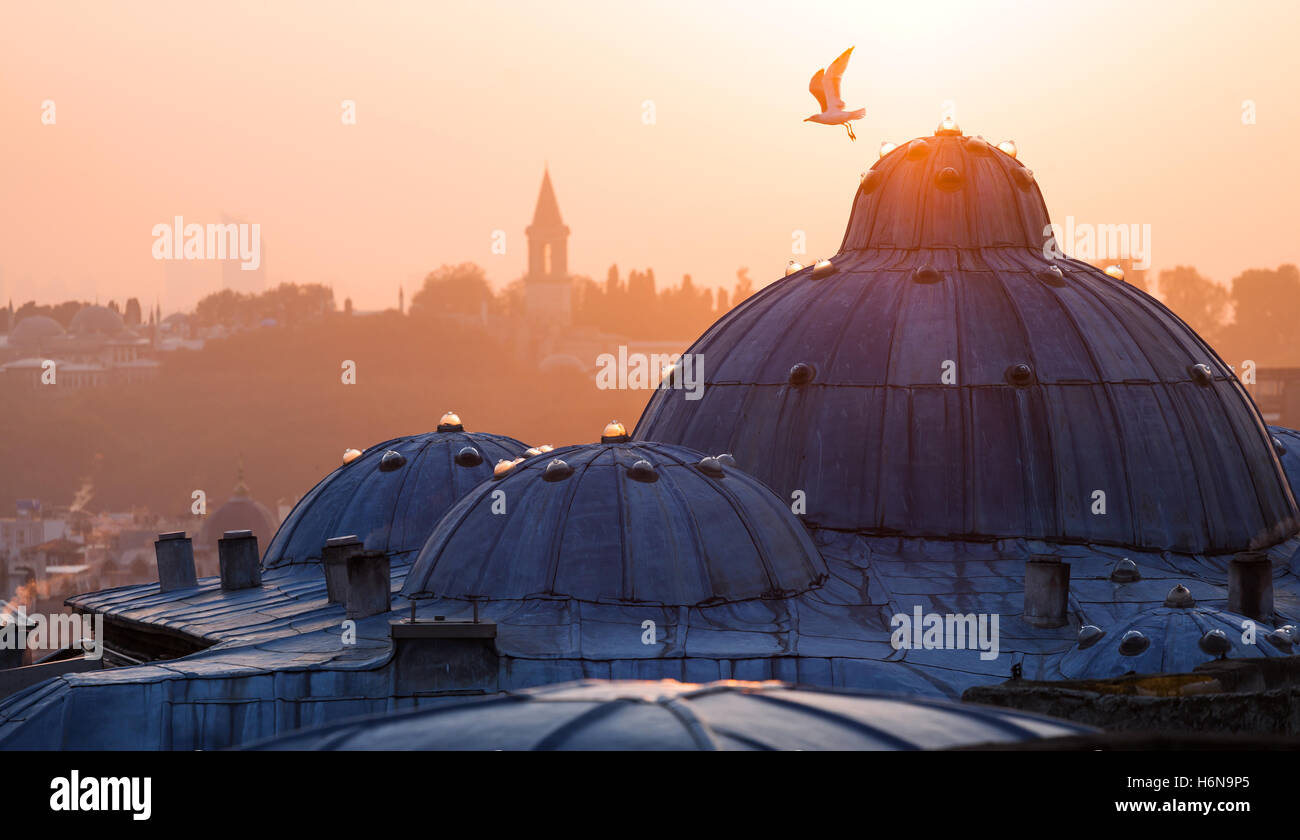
804;47;866;140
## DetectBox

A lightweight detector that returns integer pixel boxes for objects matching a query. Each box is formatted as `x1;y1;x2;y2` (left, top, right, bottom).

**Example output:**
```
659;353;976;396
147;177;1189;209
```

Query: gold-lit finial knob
342;448;362;465
935;116;961;136
878;141;898;159
996;140;1018;159
785;260;804;276
603;421;628;439
1104;265;1125;281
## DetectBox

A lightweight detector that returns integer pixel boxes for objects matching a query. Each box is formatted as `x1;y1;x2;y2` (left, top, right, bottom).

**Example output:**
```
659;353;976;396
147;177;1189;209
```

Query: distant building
1251;367;1300;427
195;467;278;574
0;502;72;599
517;169;686;373
524;168;572;326
17;538;85;583
0;305;160;390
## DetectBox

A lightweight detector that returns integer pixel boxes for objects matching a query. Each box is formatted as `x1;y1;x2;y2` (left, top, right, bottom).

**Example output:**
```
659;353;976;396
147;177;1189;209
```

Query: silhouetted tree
1159;266;1228;340
1216;264;1300;366
733;267;754;305
411;263;494;319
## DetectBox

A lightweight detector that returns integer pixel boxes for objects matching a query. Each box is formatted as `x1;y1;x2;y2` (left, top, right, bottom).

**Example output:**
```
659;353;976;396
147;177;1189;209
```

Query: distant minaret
399;285;405;315
524;167;572;326
234;456;249;498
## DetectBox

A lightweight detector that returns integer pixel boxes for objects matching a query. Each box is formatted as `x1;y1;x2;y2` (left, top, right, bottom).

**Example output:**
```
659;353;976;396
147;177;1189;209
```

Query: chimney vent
1024;554;1070;628
390;615;498;695
1228;549;1273;622
155;531;198;592
345;550;391;619
321;535;364;603
218;529;262;591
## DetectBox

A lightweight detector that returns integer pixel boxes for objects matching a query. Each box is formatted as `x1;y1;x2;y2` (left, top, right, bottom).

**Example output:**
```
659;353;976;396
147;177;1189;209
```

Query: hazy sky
3;0;1297;311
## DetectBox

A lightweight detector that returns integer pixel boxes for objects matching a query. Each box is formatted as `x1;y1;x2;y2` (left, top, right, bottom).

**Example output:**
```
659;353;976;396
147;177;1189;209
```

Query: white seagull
804;47;866;140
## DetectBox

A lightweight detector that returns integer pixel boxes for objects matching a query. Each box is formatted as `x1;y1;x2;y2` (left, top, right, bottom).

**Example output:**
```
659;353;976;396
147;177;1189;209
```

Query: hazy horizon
4;0;1298;312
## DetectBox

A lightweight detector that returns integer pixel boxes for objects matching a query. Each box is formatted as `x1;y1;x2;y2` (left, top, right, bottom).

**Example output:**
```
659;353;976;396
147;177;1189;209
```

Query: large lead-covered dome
264;419;527;567
402;439;826;605
68;304;129;337
8;315;66;348
636;127;1298;555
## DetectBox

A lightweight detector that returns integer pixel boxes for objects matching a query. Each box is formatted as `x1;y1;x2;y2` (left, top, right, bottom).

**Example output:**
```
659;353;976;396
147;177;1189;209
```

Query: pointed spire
233;456;249;497
531;167;565;229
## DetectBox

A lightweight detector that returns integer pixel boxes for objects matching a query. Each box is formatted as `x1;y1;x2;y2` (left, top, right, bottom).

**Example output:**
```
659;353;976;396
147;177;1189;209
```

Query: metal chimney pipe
1024;554;1070;628
345;550;391;619
321;535;364;604
155;531;197;592
218;529;262;591
1228;550;1273;622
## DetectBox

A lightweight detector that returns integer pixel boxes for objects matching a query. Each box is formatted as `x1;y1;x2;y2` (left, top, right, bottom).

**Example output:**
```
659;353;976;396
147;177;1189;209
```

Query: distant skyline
3;0;1298;311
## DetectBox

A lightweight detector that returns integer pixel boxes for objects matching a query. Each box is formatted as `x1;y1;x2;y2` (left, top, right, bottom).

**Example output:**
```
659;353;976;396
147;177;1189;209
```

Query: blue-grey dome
1269;425;1300;495
1061;595;1294;680
68;304;128;336
8;315;65;347
401;441;826;605
636;130;1298;555
263;424;527;567
245;679;1095;750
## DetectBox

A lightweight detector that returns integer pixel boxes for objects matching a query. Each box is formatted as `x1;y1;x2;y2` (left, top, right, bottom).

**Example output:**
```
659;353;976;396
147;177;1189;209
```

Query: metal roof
4;527;1297;749
842;133;1050;251
635;131;1298;554
401;441;827;605
5;128;1300;750
263;427;527;567
244;678;1096;750
1060;599;1294;680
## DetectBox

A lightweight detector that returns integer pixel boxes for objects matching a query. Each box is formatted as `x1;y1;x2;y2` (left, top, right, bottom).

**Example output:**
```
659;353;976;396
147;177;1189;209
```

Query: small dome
68;305;128;337
246;679;1094;750
263;429;527;567
1061;600;1293;679
8;315;65;347
538;353;587;375
1269;425;1300;497
846;133;1049;250
402;441;826;605
636;131;1298;555
197;495;278;557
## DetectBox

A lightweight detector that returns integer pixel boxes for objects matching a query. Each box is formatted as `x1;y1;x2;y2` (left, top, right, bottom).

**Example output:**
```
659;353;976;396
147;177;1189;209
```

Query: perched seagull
805;47;866;140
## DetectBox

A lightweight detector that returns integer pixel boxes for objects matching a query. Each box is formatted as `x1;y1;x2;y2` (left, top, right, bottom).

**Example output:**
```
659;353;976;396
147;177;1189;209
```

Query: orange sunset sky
2;0;1297;311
